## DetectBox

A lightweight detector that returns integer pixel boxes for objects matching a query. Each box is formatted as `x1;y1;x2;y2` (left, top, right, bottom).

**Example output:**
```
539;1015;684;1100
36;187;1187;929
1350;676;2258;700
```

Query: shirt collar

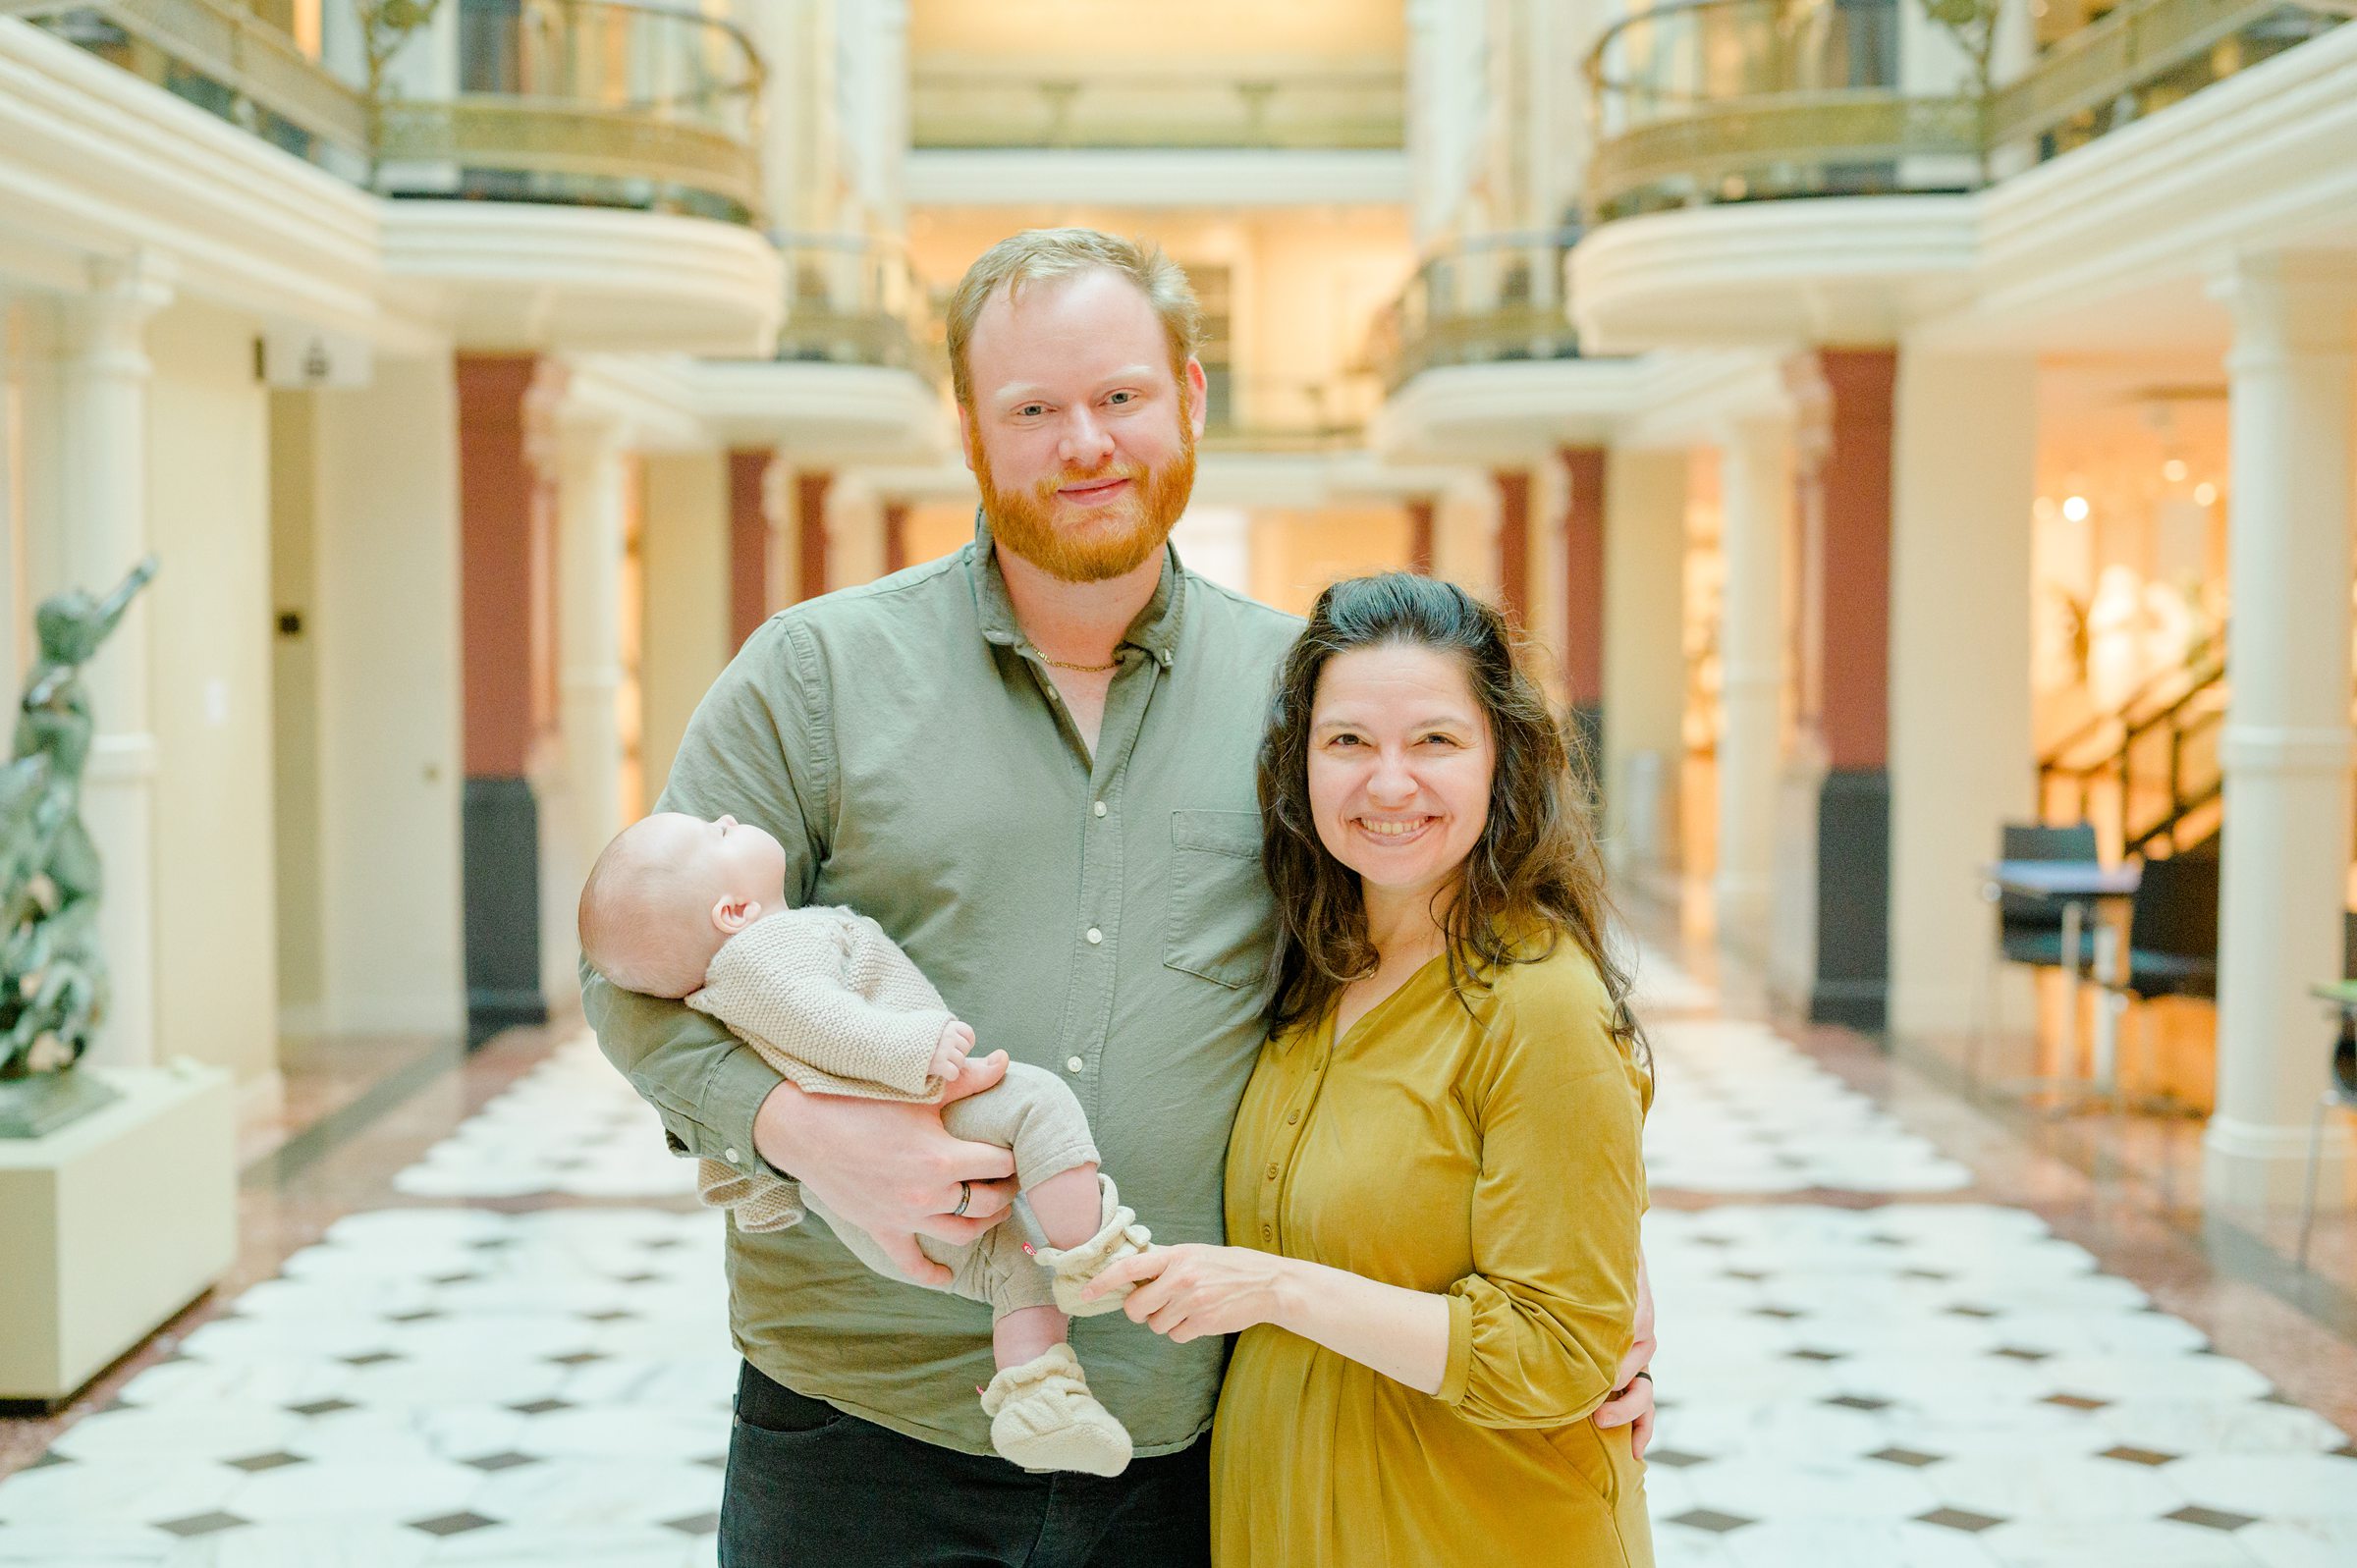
967;510;1188;664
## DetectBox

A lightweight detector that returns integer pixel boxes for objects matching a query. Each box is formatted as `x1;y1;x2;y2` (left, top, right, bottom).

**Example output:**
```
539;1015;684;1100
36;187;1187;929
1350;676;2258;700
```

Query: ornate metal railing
1365;231;1582;394
1584;0;2345;220
374;0;765;223
1201;372;1379;453
2;0;369;177
775;236;938;377
909;59;1405;149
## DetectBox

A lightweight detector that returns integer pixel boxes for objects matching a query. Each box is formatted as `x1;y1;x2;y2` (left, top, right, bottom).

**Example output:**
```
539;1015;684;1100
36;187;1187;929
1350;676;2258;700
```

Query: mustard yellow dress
1210;937;1655;1568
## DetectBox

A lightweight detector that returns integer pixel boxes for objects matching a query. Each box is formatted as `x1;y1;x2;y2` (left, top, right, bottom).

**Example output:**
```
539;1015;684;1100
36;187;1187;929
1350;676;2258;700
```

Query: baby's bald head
577;812;789;998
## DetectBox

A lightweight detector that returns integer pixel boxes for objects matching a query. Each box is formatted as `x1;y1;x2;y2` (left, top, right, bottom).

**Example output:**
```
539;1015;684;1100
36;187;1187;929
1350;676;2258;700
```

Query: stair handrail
2038;649;2225;775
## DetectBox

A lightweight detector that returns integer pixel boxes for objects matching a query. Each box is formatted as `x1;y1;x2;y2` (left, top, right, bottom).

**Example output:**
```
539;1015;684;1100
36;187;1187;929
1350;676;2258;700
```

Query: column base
463;776;547;1047
2202;1111;2354;1212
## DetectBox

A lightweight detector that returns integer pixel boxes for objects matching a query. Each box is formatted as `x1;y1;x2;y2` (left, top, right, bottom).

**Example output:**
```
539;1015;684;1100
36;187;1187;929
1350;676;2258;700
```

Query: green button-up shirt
582;523;1302;1456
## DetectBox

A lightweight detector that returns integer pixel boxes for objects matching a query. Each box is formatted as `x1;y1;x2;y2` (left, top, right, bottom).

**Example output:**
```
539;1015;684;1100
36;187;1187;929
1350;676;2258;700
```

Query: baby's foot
980;1344;1131;1476
1027;1173;1151;1317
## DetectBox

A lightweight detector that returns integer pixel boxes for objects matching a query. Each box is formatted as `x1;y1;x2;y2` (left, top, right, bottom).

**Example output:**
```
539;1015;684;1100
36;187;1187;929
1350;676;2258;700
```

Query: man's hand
1594;1250;1658;1456
928;1020;976;1085
750;1051;1021;1266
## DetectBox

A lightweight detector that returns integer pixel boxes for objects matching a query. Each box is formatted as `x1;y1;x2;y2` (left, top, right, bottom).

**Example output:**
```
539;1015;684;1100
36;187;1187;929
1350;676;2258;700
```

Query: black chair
1970;823;2101;1084
2098;851;2220;1107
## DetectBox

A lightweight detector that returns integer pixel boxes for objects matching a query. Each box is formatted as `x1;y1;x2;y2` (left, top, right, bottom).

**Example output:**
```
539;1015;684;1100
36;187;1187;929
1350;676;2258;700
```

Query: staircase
2037;656;2228;860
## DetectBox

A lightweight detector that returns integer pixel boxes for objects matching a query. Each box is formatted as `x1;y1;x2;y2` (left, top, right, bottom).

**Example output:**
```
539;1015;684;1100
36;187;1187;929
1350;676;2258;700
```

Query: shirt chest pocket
1163;809;1276;991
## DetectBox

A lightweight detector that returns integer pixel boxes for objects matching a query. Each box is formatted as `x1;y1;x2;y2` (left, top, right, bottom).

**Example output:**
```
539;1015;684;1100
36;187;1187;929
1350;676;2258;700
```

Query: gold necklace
1034;649;1120;674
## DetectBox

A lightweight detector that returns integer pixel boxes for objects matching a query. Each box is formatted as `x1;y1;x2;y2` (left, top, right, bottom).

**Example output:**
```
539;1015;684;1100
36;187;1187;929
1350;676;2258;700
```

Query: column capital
2208;251;2357;354
84;248;177;321
73;249;176;373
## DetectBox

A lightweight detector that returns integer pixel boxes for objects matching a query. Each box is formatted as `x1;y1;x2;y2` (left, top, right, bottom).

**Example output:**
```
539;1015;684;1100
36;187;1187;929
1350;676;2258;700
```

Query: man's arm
582;616;1017;1241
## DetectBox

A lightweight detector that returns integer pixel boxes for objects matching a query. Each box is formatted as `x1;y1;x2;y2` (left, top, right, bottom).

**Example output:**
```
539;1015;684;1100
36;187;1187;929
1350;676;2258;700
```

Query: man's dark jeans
718;1361;1212;1568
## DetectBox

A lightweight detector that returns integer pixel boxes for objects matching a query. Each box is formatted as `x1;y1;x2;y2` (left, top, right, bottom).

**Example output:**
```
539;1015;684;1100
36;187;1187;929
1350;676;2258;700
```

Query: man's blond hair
945;228;1201;409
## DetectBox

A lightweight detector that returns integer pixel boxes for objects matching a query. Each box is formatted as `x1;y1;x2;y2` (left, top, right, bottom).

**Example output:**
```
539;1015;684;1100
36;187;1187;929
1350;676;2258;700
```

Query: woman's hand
1593;1252;1658;1456
1080;1244;1290;1343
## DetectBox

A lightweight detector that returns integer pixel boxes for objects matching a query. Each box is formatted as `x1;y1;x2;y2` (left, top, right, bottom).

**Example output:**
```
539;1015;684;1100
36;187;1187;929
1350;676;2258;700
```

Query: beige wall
1247;507;1413;617
145;301;277;1085
640;451;730;801
268;393;325;1024
307;354;465;1035
911;0;1403;58
1601;449;1689;872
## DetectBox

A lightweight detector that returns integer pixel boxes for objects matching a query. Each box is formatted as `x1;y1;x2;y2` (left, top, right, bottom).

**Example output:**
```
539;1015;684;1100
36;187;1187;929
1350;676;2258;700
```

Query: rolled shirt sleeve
579;616;835;1180
1433;974;1649;1428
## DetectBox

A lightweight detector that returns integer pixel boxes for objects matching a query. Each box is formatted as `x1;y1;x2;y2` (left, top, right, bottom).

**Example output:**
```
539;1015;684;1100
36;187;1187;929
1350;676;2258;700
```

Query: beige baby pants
805;1061;1097;1321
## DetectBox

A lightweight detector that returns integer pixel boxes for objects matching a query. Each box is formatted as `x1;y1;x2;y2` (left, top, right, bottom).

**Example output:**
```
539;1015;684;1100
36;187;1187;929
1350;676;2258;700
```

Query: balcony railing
3;0;369;178
1366;232;1582;395
775;236;937;377
909;59;1405;150
374;0;765;224
1585;0;2344;221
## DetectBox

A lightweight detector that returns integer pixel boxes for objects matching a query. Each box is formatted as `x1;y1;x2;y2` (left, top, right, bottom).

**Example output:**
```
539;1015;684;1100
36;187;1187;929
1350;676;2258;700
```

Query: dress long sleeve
1435;980;1648;1427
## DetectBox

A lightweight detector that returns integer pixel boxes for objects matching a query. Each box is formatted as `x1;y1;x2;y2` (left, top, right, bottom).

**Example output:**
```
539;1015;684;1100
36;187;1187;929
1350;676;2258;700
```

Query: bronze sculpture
0;556;157;1137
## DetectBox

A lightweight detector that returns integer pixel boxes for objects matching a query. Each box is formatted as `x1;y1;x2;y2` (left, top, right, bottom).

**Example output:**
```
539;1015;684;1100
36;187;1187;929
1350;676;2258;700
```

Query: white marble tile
1720;1518;2003;1568
1979;1517;2262;1568
224;1458;481;1524
176;1523;439;1568
1924;1454;2185;1521
2166;1454;2357;1519
1685;1456;1941;1521
2238;1516;2357;1568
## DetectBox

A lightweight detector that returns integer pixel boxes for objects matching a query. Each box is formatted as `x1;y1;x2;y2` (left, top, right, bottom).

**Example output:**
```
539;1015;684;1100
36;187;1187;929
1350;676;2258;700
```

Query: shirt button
1265;1163;1279;1180
1158;649;1173;668
1261;1224;1274;1242
1067;1055;1086;1074
1085;927;1103;945
722;1148;740;1164
1287;1110;1300;1124
1093;800;1108;818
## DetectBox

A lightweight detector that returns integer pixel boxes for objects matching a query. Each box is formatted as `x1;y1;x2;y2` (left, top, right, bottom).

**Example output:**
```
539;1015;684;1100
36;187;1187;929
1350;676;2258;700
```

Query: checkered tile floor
5;963;2350;1565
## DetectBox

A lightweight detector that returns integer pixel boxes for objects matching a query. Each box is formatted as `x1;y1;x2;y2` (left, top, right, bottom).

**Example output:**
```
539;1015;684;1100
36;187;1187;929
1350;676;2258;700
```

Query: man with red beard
583;230;1654;1566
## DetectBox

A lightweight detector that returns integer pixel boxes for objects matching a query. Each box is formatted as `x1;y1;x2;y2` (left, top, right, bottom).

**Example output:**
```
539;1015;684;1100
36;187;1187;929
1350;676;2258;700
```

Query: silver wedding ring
952;1180;972;1217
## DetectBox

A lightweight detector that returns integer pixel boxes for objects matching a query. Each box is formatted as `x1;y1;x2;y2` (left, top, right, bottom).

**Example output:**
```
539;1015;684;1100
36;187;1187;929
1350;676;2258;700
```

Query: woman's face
1306;642;1495;910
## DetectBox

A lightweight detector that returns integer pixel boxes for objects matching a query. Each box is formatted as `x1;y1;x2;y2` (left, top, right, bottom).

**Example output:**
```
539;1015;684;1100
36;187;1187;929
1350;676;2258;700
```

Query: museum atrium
1;0;2355;1561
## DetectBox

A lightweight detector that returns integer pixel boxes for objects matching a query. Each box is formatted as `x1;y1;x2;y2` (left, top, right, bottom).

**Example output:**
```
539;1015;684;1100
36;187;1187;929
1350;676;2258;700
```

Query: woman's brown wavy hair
1255;572;1643;1062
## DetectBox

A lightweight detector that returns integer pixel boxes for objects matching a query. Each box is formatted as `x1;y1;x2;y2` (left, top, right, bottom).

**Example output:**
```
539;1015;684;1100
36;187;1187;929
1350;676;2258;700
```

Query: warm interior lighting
2194;482;2219;507
2061;495;2090;522
2163;459;2187;482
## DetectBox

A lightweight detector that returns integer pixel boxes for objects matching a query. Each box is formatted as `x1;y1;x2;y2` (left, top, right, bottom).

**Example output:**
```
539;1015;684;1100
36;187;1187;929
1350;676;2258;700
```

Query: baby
577;811;1151;1477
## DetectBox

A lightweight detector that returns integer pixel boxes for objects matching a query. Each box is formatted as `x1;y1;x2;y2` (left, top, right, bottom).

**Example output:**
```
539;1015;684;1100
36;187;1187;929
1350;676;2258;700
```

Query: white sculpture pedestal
0;1061;235;1407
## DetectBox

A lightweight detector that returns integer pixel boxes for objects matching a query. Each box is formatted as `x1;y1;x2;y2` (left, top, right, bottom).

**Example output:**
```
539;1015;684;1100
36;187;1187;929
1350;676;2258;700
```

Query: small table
1988;860;2143;1098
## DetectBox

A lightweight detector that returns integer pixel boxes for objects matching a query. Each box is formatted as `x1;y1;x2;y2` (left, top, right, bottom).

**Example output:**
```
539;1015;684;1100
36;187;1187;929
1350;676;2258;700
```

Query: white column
1601;448;1688;876
65;252;174;1069
544;406;630;1005
1714;419;1789;944
2204;253;2357;1209
1888;351;2038;1036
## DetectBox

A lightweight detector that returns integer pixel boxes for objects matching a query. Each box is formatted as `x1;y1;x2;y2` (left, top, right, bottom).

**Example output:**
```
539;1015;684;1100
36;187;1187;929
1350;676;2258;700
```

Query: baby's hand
929;1020;976;1084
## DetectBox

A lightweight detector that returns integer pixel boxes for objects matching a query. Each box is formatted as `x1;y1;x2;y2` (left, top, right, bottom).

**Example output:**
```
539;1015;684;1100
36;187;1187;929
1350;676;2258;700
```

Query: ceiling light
2062;495;2090;522
2163;459;2187;482
2194;482;2218;507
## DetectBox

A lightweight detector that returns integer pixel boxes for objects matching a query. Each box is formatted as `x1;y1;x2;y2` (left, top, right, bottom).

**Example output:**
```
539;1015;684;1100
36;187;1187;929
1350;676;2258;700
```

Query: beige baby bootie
980;1344;1132;1477
1028;1173;1152;1317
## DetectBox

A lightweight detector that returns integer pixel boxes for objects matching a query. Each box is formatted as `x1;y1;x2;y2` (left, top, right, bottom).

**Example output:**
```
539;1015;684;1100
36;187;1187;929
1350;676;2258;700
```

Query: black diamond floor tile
1787;1348;1845;1363
1667;1508;1755;1535
24;1451;71;1471
547;1350;608;1367
662;1511;722;1536
2043;1393;2109;1411
1751;1306;1805;1320
1868;1447;1944;1468
1918;1508;2005;1534
386;1309;443;1324
157;1511;248;1538
464;1451;540;1473
225;1450;307;1474
1825;1394;1891;1412
2166;1505;2257;1532
1992;1346;2052;1362
1946;1304;2000;1319
1647;1448;1711;1469
508;1398;574;1416
286;1398;357;1418
410;1511;500;1538
341;1350;402;1367
2100;1445;2178;1467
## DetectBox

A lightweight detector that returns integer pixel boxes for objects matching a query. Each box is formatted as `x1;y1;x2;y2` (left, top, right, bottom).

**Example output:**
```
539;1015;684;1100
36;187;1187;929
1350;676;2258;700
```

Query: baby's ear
713;897;762;934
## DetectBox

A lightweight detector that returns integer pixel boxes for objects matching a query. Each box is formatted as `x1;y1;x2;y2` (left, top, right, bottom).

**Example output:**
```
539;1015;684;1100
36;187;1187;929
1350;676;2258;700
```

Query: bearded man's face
958;267;1206;583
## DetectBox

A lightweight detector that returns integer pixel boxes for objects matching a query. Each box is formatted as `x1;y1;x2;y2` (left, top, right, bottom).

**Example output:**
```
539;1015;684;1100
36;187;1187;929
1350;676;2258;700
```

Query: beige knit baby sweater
685;906;959;1230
